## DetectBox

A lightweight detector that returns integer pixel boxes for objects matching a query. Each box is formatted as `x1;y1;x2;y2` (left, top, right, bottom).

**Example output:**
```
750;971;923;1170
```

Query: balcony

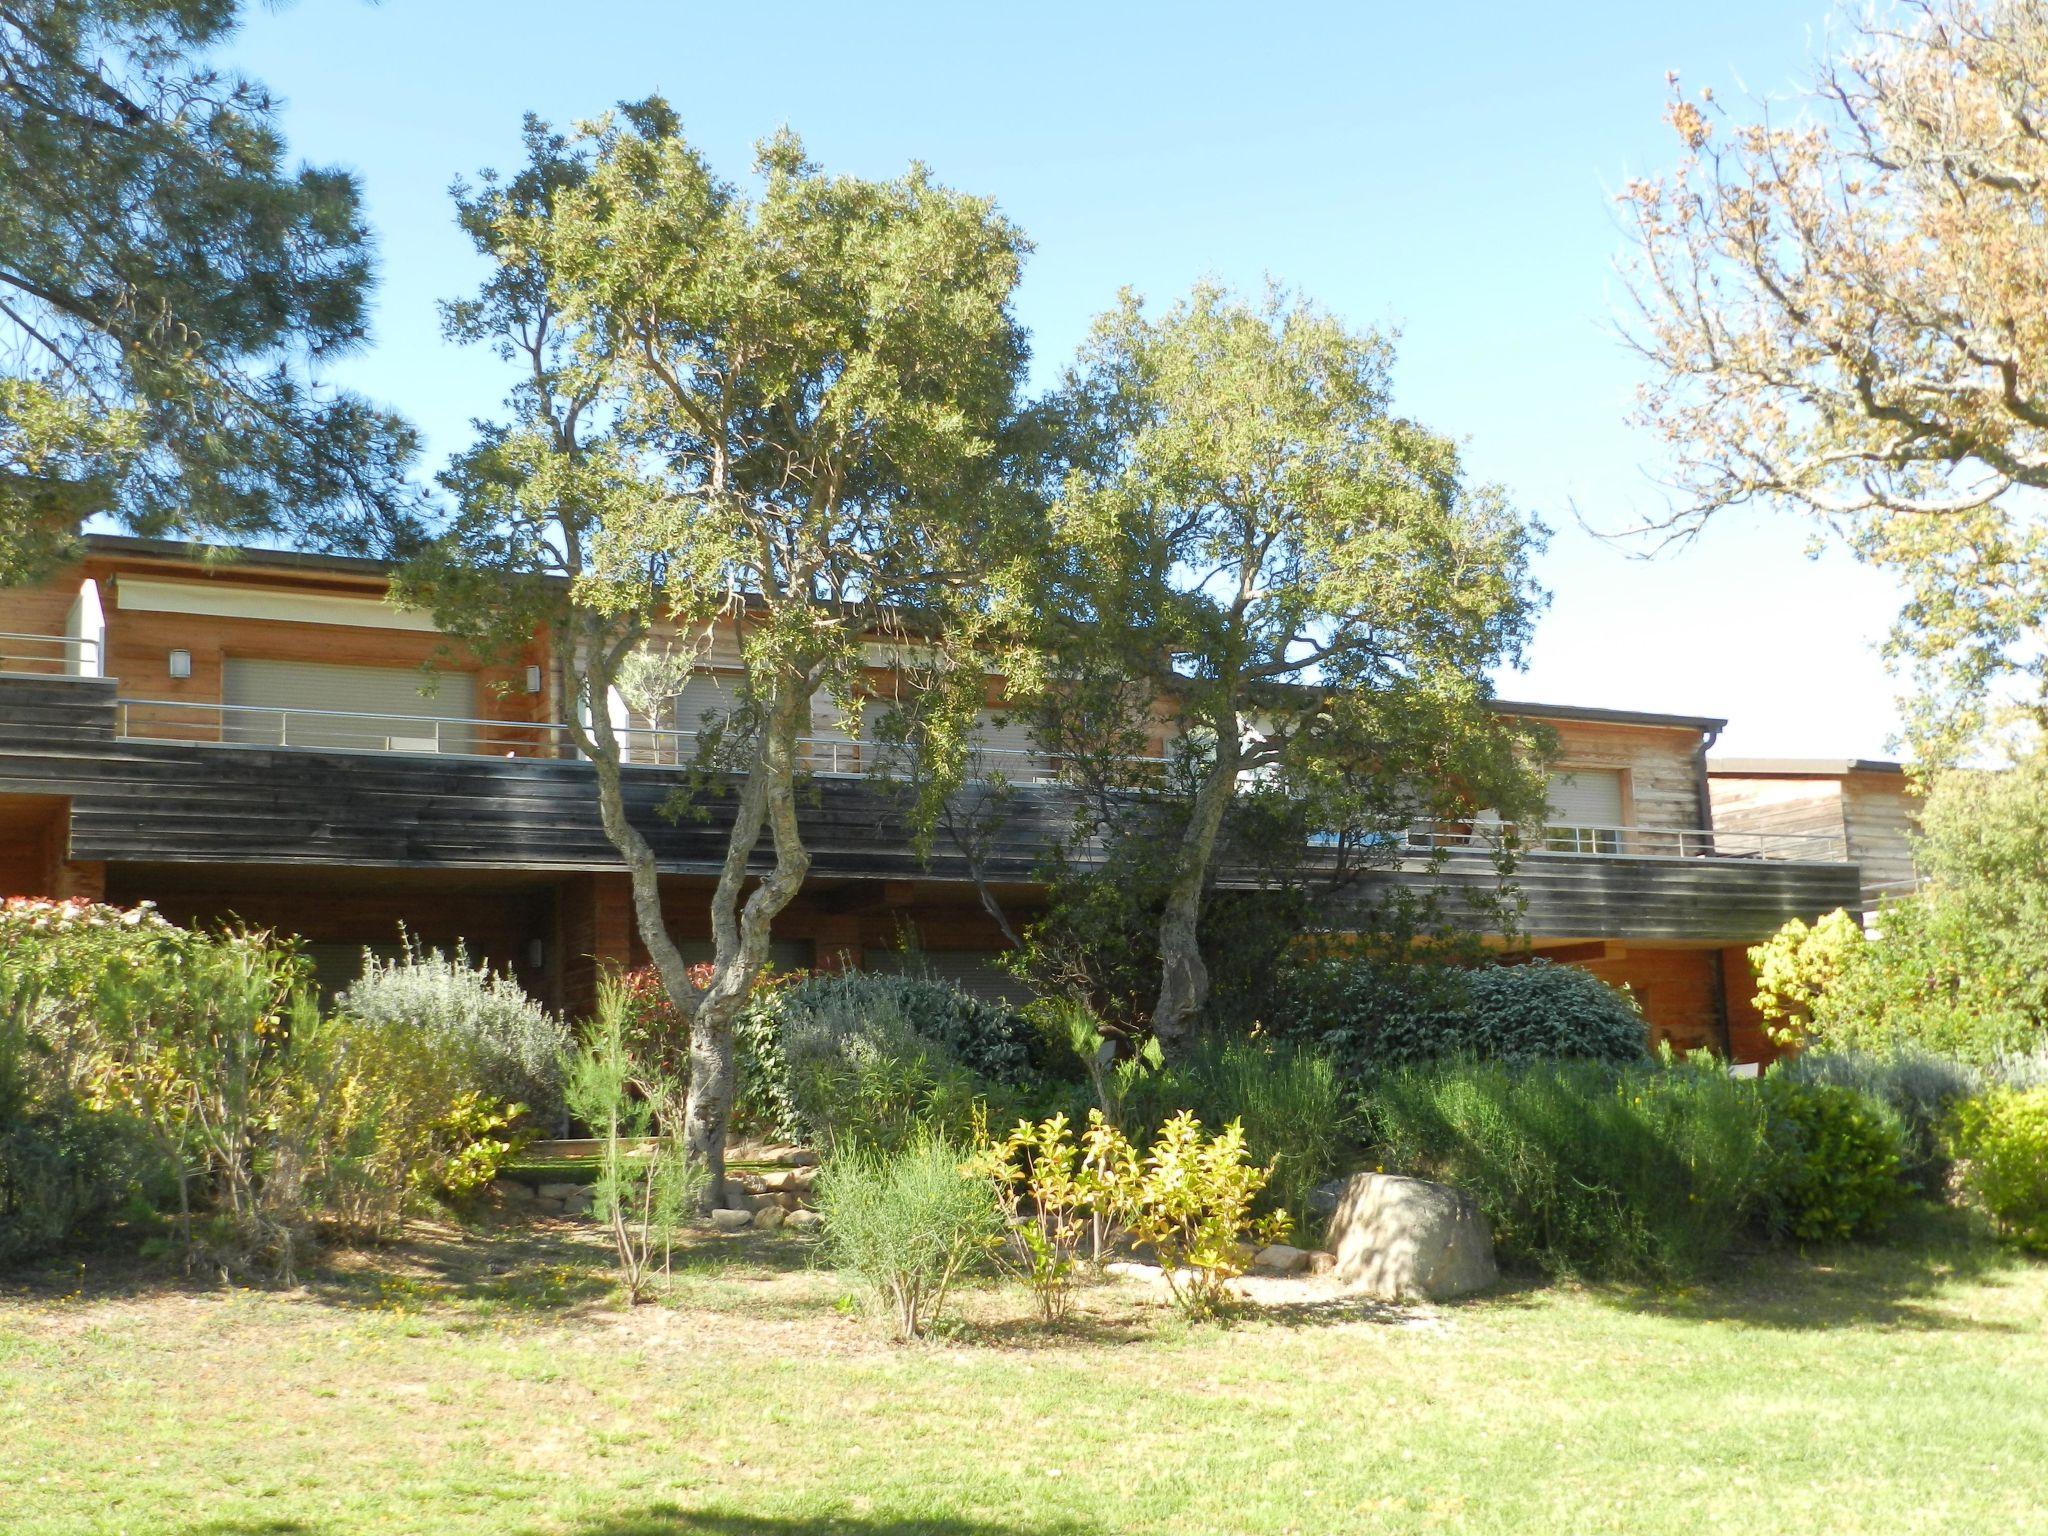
0;631;102;678
110;695;1067;782
1405;819;1847;865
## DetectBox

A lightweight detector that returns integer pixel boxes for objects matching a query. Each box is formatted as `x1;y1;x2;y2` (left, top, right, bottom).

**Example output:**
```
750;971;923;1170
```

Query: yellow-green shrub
1944;1088;2048;1251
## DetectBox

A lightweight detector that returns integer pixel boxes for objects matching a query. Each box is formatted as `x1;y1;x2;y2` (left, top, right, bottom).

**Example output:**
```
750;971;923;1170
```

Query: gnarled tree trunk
1149;724;1241;1060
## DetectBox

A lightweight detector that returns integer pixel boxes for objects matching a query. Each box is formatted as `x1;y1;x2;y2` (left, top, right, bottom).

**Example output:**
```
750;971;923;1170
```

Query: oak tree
409;104;1030;1202
1034;284;1547;1056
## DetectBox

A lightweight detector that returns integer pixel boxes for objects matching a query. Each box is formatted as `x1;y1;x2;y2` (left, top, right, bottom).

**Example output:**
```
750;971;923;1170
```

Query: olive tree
407;103;1030;1202
1624;0;2048;763
1035;284;1548;1056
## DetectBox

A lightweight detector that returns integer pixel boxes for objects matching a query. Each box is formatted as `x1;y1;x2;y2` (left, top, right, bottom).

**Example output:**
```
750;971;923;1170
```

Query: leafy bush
1944;1088;2048;1251
1115;1035;1354;1226
740;972;1032;1152
1278;956;1650;1077
1780;1048;1979;1195
0;975;165;1263
1371;1057;1774;1281
816;1135;1002;1339
1;899;335;1275
1761;1076;1908;1242
338;938;568;1128
970;1111;1097;1322
1085;1111;1289;1318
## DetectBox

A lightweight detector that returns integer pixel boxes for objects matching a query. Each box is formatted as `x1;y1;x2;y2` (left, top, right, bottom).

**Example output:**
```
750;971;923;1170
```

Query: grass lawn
2;1209;2044;1536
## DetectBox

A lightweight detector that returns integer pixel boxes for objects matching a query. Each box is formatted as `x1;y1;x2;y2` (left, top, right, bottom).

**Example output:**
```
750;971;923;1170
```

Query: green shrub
565;979;702;1302
1761;1076;1909;1242
0;975;166;1263
1781;1048;1979;1196
1087;1110;1290;1319
1116;1036;1354;1226
740;972;1032;1152
1370;1057;1774;1281
1279;956;1650;1078
339;938;569;1128
816;1135;1002;1339
1943;1088;2048;1251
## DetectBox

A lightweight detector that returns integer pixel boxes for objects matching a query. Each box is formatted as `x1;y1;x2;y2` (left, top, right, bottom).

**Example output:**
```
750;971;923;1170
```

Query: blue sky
233;0;1903;758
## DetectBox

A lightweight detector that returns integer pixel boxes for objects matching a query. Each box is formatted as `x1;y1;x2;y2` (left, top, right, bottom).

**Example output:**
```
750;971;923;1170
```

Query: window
221;659;477;752
1545;768;1624;853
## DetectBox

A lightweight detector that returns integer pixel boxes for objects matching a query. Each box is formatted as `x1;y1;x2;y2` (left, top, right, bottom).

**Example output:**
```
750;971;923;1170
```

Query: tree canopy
0;0;417;582
410;101;1034;1198
1625;0;2048;763
1028;284;1548;1051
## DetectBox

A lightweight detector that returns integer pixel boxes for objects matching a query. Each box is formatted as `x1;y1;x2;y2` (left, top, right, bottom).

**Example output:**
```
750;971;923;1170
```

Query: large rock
710;1207;755;1232
1325;1173;1497;1301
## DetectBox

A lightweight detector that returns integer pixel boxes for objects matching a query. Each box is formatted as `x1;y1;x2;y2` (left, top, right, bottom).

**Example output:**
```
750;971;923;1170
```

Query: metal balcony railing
112;696;1068;782
0;631;101;677
1404;819;1848;864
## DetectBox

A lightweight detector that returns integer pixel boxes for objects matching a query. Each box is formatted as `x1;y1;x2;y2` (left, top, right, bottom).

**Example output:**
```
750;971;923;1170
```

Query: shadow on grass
544;1509;1101;1536
1598;1204;2037;1334
180;1513;1098;1536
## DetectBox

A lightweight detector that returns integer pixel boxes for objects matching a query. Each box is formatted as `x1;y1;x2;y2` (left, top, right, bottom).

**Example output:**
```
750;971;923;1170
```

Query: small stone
751;1205;786;1232
488;1179;534;1203
732;1172;769;1195
1252;1243;1311;1275
710;1207;754;1232
561;1191;594;1216
1103;1260;1163;1283
784;1209;823;1232
1308;1250;1336;1276
757;1169;804;1192
535;1182;583;1201
532;1197;564;1214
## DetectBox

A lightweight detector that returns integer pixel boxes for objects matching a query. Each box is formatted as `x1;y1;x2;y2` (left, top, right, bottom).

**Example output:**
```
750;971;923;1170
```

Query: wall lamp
524;663;544;695
167;648;192;680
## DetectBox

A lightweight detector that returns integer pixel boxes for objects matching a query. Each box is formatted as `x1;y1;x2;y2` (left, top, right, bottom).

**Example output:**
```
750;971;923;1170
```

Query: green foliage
1279;956;1651;1078
0;0;417;583
1087;1111;1290;1319
968;1111;1099;1322
1;898;333;1274
816;1136;1002;1339
338;938;569;1128
1752;755;2048;1063
1025;281;1547;1043
563;979;702;1303
0;973;165;1263
1113;1035;1354;1227
1371;1058;1776;1281
1781;1049;1981;1195
1761;1076;1909;1243
739;972;1034;1152
1944;1088;2048;1252
1747;909;1869;1050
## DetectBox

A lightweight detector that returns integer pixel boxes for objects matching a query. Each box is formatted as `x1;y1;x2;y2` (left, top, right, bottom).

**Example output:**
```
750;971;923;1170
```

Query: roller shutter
221;659;477;752
1545;768;1624;853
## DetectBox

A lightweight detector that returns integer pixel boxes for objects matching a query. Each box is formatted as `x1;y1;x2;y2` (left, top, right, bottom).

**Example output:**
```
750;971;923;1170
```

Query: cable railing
112;696;1069;781
0;631;101;677
1404;819;1848;864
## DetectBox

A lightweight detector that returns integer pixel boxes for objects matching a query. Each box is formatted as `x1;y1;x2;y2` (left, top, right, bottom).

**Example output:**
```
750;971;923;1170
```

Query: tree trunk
686;680;813;1208
1149;727;1241;1060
